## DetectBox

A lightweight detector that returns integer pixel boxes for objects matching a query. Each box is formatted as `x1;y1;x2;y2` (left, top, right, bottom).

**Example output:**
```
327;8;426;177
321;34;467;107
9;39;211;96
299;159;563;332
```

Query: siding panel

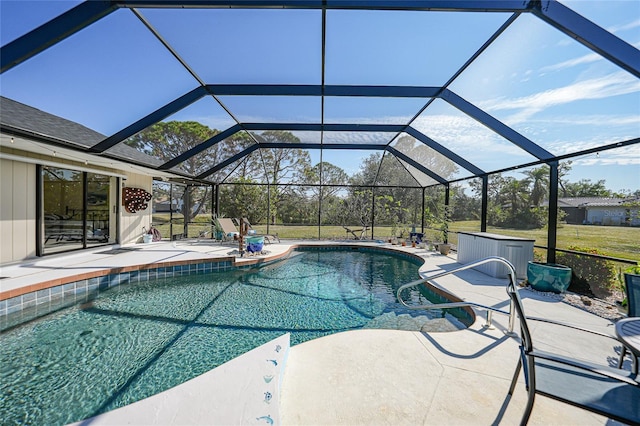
1;159;14;263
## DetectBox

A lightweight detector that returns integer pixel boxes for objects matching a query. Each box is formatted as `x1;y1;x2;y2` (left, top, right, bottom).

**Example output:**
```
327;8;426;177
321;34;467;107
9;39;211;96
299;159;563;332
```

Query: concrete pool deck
0;240;630;425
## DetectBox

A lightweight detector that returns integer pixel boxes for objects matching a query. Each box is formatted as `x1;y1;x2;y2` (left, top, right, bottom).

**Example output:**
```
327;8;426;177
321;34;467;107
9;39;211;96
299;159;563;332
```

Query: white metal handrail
396;256;518;333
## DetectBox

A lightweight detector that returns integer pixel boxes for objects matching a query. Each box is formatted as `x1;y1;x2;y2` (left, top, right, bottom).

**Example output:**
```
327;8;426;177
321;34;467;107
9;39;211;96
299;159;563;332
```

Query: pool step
71;333;291;425
364;312;464;332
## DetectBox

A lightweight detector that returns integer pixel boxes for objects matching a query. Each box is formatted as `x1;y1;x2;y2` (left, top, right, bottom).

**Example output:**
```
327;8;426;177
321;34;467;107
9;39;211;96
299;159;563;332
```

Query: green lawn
152;213;639;261
255;222;638;261
449;221;639;261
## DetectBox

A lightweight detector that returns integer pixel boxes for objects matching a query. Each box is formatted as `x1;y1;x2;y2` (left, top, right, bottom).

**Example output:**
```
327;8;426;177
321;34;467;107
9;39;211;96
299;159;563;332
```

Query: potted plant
390;223;398;243
398;225;409;246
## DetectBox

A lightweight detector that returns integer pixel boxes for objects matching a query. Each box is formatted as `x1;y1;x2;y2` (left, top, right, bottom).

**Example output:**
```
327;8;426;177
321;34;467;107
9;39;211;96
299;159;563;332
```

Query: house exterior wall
121;174;153;245
0;158;37;263
0;150;154;264
560;207;585;224
586;206;640;226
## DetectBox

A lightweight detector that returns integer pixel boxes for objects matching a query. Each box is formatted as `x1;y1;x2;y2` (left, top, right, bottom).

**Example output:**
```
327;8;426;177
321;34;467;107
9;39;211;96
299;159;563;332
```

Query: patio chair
216;218;240;243
241;218;280;244
618;272;640;371
505;276;640;425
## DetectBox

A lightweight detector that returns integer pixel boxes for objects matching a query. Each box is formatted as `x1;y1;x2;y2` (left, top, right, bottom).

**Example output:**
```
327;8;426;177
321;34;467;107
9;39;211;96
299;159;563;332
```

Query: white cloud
528;114;640;126
481;71;640;124
411;114;536;162
539;52;602;73
576;156;640;166
543;39;640;74
607;18;640;34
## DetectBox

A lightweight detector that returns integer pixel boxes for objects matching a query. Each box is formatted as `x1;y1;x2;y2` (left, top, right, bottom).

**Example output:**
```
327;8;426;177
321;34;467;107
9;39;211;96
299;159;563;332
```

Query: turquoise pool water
0;248;470;425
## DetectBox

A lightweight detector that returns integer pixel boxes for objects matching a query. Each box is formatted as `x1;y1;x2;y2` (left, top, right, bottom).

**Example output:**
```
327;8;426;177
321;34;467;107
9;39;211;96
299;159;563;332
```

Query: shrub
555;246;617;298
624;264;640;275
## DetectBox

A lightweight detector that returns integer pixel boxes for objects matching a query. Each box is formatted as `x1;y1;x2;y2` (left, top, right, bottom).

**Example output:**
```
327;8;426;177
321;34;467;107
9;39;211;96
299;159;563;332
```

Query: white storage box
457;232;534;279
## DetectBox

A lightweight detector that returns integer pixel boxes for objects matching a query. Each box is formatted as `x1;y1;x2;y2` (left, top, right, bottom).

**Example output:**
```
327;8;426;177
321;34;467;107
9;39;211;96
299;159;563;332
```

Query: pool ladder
396;256;518;335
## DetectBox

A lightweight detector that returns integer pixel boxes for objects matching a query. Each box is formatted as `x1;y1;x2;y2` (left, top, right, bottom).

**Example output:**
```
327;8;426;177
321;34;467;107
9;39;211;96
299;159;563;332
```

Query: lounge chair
505;274;640;424
342;225;369;240
618;272;640;372
216;218;240;243
241;218;279;244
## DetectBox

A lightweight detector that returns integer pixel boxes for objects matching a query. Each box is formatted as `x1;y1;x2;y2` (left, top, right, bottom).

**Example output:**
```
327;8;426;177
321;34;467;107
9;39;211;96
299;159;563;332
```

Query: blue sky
1;0;638;193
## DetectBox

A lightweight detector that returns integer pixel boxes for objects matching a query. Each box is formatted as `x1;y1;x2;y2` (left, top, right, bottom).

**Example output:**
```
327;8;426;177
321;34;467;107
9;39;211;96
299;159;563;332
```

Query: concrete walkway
0;240;629;425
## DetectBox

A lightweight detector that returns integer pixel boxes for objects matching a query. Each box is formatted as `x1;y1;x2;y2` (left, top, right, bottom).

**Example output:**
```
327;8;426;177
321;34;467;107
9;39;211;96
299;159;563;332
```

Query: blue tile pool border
0;258;238;330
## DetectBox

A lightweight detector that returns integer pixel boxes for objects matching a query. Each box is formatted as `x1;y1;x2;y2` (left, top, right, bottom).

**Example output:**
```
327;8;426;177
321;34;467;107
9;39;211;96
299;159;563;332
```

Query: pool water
0;249;470;425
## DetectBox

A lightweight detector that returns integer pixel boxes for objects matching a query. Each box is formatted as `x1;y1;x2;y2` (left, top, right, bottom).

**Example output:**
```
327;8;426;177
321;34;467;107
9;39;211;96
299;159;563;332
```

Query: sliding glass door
86;173;115;248
42;166;116;255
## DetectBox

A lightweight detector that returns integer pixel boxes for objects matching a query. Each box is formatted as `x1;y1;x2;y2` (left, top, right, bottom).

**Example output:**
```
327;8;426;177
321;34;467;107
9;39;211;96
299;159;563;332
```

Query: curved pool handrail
396;256;519;334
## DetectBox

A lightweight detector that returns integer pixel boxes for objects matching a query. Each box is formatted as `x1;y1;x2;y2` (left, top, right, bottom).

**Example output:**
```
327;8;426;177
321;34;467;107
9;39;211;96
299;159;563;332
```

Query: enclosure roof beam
529;0;640;78
205;85;442;98
440;89;554;160
196;144;260;180
0;0;534;74
7;0;637;80
0;1;118;73
386;147;448;185
90;87;208;153
158;124;243;170
242;123;407;132
194;142;449;183
257;143;386;150
88;84;552;161
159;123;404;170
405;127;485;176
116;1;528;12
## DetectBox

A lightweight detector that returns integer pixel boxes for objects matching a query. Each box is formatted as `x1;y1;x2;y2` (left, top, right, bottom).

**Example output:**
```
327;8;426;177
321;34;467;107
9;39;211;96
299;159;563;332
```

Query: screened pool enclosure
1;1;638;264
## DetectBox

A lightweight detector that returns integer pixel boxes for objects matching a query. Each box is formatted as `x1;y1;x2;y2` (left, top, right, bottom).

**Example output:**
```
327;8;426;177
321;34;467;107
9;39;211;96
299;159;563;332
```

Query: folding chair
506;275;640;424
216;218;240;244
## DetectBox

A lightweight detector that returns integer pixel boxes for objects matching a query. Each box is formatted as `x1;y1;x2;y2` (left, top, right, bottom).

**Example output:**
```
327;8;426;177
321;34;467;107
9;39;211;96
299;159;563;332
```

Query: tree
450;184;481;221
349;136;460;229
125;121;217;176
219;176;268;224
250;131;312;224
212;131;257;183
503;177;531;213
562;179;612;197
125;121;252;220
350;154;410;227
470;173;545;229
392;135;458;181
341;187;376;227
522;165;548;207
305;162;349;203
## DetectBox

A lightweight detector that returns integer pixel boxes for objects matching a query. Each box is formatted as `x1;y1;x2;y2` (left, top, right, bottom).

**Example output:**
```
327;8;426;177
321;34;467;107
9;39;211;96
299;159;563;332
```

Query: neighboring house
153;201;182;213
558;197;640;226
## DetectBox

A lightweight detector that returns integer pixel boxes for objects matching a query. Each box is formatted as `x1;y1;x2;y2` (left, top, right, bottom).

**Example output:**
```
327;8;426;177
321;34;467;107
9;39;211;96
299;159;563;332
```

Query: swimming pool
0;247;471;425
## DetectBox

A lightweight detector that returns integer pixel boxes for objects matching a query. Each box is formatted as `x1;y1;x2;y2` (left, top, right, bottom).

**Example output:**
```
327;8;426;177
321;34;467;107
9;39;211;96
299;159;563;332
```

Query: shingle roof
558;197;640;208
0;96;164;168
1;96;104;148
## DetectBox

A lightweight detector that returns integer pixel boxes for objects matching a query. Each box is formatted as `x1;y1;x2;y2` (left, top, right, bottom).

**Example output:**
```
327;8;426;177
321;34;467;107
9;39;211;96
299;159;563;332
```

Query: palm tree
502;177;531;224
522;165;549;207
